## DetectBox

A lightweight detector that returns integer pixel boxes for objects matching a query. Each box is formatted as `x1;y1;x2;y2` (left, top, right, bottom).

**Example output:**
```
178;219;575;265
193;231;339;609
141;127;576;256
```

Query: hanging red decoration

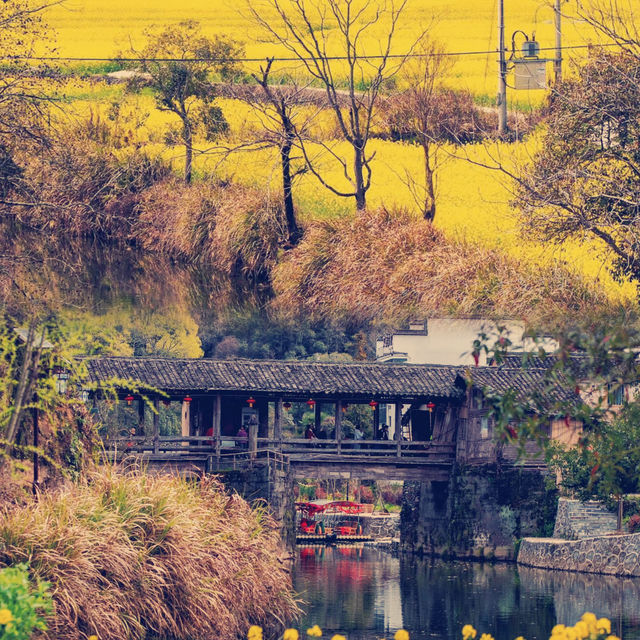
426;402;435;412
306;398;316;408
125;394;134;406
369;400;378;409
283;401;292;410
184;396;193;404
247;396;256;408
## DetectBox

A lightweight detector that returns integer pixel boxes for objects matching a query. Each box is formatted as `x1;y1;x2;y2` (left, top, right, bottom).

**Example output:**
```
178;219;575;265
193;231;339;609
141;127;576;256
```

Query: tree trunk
5;325;45;445
618;494;624;532
422;138;436;222
280;112;302;246
182;118;193;184
354;143;366;211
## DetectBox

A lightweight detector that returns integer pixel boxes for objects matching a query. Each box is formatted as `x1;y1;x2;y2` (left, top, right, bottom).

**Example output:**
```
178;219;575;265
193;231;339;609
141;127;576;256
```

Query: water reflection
293;547;640;640
0;225;267;319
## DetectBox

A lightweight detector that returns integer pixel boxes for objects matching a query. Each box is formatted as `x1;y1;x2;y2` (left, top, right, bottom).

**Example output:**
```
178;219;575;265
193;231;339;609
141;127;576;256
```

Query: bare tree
454;48;640;284
381;40;451;220
0;0;63;200
248;0;416;211
575;0;640;58
228;60;323;246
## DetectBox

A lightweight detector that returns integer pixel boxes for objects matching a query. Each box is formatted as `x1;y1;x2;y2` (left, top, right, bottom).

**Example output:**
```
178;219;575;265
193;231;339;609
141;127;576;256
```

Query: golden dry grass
0;465;299;640
271;207;612;326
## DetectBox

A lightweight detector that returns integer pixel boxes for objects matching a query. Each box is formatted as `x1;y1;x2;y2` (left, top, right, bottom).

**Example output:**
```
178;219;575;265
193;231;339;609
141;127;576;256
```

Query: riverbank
518;533;640;577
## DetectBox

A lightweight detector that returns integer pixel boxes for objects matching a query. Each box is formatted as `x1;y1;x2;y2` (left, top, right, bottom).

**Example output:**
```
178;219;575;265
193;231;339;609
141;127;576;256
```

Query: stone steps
553;498;618;540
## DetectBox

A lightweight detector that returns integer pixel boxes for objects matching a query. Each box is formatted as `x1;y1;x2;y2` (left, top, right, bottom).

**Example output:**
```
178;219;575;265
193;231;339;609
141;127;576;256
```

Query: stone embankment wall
401;464;557;560
518;533;640;577
218;463;296;545
553;498;617;539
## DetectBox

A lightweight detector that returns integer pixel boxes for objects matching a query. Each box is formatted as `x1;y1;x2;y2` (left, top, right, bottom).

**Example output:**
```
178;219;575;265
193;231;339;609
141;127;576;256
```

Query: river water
293;547;640;640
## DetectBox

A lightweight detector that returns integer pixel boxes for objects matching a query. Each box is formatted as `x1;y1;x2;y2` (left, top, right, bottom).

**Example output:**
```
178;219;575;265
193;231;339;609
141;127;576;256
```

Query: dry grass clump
0;465;299;640
135;178;287;284
271;207;609;326
13;122;168;237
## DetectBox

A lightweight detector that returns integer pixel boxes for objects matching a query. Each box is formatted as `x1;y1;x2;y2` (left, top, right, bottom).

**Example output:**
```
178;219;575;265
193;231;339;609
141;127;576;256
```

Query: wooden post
258;398;269;439
373;402;380;439
274;397;283;448
153;398;160;454
181;399;190;446
395;402;403;457
335;400;342;455
213;394;221;460
249;420;258;460
32;403;39;494
314;401;322;435
137;399;145;435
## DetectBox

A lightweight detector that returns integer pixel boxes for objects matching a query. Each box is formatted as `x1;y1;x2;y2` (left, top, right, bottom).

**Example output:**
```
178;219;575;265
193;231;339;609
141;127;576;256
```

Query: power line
0;41;626;64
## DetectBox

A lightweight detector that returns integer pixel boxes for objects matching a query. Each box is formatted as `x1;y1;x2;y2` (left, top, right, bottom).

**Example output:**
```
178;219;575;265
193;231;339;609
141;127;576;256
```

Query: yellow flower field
50;0;597;98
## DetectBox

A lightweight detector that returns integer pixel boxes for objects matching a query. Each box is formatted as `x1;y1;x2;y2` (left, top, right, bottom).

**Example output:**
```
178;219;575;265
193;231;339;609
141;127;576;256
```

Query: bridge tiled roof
84;356;464;400
461;367;577;405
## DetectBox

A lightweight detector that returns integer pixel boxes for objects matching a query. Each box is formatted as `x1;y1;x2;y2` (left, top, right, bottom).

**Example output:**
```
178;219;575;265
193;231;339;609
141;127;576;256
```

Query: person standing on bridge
236;425;248;449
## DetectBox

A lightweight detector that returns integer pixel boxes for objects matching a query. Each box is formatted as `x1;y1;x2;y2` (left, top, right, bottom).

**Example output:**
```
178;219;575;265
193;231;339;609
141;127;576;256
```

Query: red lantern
306;398;316;408
247;396;256;408
184;396;193;404
369;400;378;409
283;401;292;410
124;394;134;406
426;402;435;412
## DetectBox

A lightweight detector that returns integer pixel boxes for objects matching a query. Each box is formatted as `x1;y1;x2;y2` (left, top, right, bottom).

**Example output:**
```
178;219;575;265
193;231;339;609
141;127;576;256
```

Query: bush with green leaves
0;564;51;640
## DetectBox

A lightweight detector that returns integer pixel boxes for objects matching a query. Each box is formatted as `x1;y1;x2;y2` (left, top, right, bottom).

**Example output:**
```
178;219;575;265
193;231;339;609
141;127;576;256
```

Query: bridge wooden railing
104;434;455;462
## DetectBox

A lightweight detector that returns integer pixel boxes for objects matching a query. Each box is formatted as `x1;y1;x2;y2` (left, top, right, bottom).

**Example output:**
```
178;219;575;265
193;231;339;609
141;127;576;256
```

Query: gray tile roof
84;357;464;400
460;367;577;405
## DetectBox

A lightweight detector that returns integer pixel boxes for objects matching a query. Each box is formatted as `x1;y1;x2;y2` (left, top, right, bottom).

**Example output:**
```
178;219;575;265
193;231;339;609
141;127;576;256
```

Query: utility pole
554;0;563;84
497;0;508;136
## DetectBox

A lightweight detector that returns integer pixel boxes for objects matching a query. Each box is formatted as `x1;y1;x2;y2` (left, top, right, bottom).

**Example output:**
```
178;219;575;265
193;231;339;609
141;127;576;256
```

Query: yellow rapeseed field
50;0;596;98
205;135;633;300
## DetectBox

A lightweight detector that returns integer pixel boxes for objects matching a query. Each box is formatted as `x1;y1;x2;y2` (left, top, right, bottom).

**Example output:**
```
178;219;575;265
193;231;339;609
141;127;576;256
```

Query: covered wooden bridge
85;357;467;480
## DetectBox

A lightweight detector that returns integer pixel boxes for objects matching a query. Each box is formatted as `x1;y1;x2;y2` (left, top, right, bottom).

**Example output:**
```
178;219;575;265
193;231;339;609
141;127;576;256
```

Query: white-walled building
375;319;530;366
375;319;557;439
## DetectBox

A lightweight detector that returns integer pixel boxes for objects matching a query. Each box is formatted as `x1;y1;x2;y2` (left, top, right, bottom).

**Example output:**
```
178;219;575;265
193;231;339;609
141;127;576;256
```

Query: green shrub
0;564;52;640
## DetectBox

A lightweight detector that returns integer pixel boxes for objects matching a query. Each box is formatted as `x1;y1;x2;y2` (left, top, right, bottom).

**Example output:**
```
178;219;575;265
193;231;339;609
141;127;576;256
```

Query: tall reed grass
0;465;299;640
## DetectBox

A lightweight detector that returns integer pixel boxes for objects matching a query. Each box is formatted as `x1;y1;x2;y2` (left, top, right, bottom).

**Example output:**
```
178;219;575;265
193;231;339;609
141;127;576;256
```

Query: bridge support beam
314;402;322;436
153;399;159;454
213;393;221;460
181;399;190;444
138;399;145;435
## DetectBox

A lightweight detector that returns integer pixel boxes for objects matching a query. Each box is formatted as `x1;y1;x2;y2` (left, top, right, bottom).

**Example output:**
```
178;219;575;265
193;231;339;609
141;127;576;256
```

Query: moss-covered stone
401;464;558;559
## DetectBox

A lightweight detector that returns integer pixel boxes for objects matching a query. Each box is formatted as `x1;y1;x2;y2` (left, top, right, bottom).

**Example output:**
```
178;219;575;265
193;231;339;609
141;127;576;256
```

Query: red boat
296;501;367;540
